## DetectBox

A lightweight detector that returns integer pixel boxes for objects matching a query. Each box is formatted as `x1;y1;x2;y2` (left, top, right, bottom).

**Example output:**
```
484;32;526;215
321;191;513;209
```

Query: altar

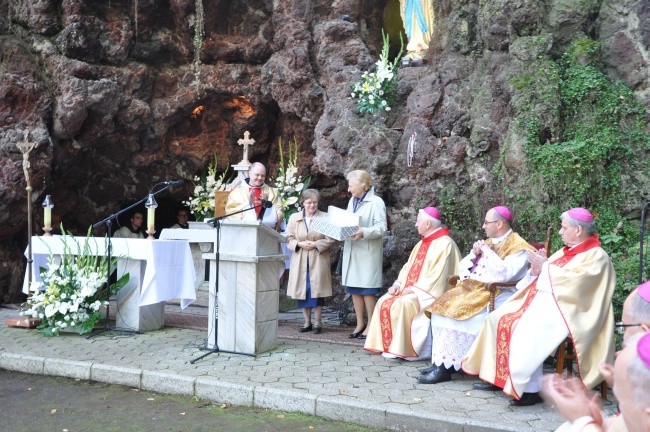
23;236;196;332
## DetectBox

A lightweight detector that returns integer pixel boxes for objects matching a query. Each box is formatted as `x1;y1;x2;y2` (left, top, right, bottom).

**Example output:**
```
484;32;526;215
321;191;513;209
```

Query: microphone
164;179;185;187
260;199;273;209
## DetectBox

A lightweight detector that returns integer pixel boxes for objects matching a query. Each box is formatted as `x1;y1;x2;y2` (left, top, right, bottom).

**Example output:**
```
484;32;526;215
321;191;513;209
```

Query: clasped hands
387;282;412;296
298;240;317;251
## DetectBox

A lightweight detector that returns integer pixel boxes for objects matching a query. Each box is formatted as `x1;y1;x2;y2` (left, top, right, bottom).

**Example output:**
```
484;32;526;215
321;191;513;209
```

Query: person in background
170;208;190;229
342;170;387;340
364;206;461;359
114;210;146;238
543;280;650;432
286;189;336;334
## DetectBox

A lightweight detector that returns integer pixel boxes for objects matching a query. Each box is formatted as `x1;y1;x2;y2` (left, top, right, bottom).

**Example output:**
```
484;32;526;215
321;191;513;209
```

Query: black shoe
419;364;437;374
509;392;543;407
417;366;451;384
420;364;458;375
299;324;312;333
357;334;367;340
313;326;322;334
349;324;366;338
473;381;501;391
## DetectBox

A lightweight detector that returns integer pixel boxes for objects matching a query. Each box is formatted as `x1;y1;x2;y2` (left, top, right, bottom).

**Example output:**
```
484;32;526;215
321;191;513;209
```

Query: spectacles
483;220;499;225
615;321;643;334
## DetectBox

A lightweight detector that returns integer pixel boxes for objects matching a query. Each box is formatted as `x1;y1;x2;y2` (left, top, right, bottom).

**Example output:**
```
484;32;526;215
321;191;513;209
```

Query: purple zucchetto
638;333;650;369
493;206;513;222
421;207;442;221
567;207;594;223
638;280;650;302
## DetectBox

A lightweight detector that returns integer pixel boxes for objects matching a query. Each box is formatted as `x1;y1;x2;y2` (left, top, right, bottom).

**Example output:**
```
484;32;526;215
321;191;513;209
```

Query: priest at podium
225;162;283;226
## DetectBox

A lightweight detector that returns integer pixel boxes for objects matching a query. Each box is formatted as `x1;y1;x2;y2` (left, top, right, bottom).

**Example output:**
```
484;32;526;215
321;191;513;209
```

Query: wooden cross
237;131;255;165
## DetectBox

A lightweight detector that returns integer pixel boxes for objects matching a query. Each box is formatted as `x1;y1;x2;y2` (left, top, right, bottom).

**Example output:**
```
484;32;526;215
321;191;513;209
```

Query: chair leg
600;381;607;401
555;342;567;374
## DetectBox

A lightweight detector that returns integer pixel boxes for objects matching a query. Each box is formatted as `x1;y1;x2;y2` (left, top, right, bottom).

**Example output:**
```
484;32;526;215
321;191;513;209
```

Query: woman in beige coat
286;189;336;334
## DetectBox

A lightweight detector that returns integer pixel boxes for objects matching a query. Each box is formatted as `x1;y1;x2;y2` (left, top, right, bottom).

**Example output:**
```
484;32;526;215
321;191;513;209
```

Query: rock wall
0;0;648;302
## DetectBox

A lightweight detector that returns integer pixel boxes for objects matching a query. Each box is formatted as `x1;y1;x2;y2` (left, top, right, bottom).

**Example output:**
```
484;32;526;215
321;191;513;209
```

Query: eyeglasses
615;321;643;334
483;220;499;225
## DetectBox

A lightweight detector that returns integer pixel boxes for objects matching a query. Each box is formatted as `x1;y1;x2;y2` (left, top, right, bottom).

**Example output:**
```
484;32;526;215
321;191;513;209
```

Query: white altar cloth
23;236;196;309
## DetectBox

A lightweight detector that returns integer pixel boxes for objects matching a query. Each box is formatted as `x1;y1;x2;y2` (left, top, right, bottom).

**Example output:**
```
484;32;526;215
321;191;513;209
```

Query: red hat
493;206;512;222
567;207;594;223
421;207;441;220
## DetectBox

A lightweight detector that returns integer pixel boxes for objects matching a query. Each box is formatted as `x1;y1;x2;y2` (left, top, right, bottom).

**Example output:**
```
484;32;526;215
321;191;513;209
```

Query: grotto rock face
0;0;648;302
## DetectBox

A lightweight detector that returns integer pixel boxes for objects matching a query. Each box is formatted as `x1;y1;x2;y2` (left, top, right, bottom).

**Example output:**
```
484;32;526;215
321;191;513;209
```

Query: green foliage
498;38;649;319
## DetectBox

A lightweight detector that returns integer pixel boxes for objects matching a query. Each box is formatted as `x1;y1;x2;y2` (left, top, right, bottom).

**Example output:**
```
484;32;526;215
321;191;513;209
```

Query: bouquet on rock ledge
184;155;232;221
21;229;129;336
273;137;311;223
350;30;403;115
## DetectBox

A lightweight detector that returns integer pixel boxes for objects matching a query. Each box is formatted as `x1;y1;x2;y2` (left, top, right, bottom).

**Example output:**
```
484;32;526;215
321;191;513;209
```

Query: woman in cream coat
286;189;336;334
342;170;387;339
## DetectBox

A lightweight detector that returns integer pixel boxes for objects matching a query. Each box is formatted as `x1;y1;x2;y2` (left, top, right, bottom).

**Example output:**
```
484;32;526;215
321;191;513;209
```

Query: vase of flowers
21;230;129;336
273;137;311;222
350;30;403;115
184;155;232;221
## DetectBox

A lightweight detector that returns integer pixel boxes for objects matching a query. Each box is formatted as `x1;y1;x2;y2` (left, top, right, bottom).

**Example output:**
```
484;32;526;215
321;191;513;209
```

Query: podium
203;220;287;355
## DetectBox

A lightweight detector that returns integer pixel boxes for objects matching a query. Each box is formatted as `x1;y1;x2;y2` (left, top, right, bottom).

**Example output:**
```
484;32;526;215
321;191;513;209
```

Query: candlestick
145;194;158;240
42;195;54;236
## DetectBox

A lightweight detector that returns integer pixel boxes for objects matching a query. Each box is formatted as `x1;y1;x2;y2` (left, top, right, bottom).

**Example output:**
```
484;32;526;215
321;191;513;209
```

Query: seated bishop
364;207;461;359
417;206;535;385
462;208;615;407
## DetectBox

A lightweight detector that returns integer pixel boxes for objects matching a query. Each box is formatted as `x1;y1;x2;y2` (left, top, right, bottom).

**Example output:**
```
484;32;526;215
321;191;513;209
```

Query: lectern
203;220;287;355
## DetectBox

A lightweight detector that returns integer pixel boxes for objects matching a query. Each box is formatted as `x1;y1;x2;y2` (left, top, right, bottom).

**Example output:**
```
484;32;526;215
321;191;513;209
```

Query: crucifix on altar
232;130;255;182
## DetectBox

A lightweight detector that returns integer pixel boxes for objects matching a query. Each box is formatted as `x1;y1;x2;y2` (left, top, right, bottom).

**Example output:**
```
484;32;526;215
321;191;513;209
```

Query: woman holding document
286;189;336;334
342;170;387;339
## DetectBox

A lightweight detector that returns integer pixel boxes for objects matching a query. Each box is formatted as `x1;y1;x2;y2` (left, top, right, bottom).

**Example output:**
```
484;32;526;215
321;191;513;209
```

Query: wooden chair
485;227;554;311
556;337;608;400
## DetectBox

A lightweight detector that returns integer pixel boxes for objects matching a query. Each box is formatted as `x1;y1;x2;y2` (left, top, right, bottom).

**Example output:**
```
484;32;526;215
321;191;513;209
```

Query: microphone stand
190;202;270;363
86;183;177;339
640;200;650;283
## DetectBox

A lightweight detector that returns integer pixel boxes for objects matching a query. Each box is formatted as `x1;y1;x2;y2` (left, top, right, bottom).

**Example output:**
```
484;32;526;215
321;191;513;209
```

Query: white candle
147;207;155;232
44;207;52;227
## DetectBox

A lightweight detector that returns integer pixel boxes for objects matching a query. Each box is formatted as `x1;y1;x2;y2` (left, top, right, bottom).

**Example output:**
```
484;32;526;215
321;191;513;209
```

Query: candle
44;206;52;227
147;207;155;232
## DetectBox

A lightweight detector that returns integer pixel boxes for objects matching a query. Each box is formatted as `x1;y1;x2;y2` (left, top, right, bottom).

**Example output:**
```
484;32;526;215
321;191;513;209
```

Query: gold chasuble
462;235;615;397
426;233;534;320
364;229;461;358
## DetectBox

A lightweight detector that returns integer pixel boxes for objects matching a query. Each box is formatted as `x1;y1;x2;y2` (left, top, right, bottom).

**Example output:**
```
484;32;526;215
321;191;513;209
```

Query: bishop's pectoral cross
237;131;255;165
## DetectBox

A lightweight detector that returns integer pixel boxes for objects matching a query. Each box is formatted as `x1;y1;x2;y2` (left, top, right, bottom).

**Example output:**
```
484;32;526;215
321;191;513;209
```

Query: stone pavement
0;304;617;432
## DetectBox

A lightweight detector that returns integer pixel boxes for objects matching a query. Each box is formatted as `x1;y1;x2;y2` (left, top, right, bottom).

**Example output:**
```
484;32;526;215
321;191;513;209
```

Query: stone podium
203;220;287;355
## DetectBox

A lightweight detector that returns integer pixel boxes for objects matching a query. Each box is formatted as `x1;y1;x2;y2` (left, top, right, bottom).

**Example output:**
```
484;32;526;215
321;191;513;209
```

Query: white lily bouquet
273;137;311;222
184;155;231;221
21;229;129;336
350;30;403;115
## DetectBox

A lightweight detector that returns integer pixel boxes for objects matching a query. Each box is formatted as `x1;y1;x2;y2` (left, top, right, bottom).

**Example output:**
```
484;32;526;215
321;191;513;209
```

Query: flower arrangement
273;137;311;222
184;155;231;221
350;30;403;115
21;230;129;336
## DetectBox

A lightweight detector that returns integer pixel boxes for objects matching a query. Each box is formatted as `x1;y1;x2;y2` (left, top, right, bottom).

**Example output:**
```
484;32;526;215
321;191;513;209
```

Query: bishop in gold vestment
462;208;615;406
